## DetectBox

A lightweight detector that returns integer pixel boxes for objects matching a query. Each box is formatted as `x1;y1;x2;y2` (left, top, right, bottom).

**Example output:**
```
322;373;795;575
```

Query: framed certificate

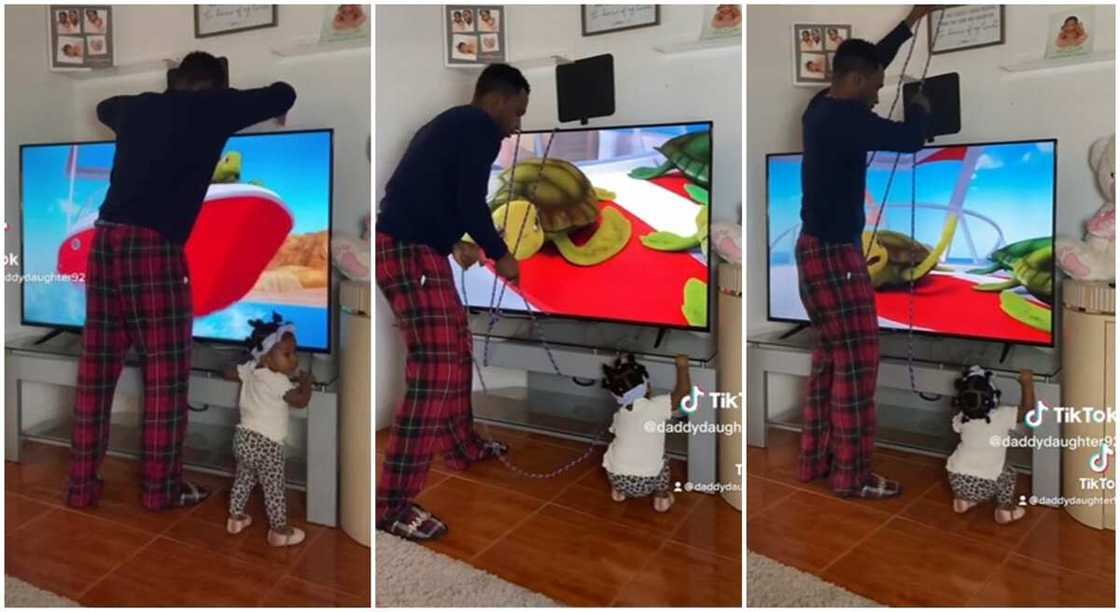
928;5;1005;55
581;5;659;37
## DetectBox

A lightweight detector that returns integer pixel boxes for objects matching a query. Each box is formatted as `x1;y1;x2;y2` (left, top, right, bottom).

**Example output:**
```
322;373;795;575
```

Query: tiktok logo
1090;443;1114;474
680;386;704;414
1025;400;1048;429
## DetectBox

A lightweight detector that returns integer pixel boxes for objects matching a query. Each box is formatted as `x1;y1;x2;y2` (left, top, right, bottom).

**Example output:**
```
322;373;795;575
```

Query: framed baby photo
48;5;114;72
194;5;277;39
793;23;850;86
928;5;1005;55
319;4;370;44
1045;5;1094;60
699;4;742;41
444;5;506;67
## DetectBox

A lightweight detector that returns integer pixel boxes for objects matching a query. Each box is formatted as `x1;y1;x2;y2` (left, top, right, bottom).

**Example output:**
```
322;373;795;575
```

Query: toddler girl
601;354;691;513
223;314;313;546
946;366;1032;525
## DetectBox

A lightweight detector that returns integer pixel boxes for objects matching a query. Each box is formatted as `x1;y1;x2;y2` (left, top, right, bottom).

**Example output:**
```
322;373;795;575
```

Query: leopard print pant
607;457;672;498
948;465;1017;509
230;426;288;530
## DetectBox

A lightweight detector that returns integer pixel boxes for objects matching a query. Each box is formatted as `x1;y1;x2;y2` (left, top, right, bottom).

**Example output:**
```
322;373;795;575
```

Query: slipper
953;498;978;514
844;473;902;500
478;439;509;460
175;480;211;508
995;506;1026;525
227;513;253;534
378;503;448;542
267;526;306;547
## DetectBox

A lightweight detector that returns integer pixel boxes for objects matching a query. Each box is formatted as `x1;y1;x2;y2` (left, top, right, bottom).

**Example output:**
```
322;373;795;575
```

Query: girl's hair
245;312;294;355
952;367;1001;424
601;353;649;409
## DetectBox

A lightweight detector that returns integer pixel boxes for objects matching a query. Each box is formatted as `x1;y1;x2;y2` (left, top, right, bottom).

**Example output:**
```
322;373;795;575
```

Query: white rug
6;576;80;607
747;552;881;607
375;532;557;607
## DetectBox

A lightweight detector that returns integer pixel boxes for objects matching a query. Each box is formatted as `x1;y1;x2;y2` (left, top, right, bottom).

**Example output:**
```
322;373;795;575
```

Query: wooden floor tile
6;508;154;600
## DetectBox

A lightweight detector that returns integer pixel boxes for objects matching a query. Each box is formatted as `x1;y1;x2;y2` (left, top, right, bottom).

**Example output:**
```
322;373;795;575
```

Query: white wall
746;4;1116;336
374;4;742;421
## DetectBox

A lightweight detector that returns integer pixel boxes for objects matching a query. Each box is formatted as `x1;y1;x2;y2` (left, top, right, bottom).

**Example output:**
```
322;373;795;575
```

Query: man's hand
910;91;931;114
452;241;482;270
494;253;520;285
905;6;936;29
1018;369;1034;385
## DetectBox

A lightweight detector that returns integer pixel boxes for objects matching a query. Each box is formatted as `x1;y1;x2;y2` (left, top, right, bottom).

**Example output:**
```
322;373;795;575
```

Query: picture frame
793;23;850;87
928;5;1005;55
445;5;506;68
1045;5;1094;60
699;4;742;41
194;5;277;39
48;5;114;72
319;4;370;44
581;5;659;37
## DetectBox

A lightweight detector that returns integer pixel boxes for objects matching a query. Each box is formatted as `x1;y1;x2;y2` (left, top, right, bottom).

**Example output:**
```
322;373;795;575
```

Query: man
796;6;933;500
66;52;296;511
375;63;526;540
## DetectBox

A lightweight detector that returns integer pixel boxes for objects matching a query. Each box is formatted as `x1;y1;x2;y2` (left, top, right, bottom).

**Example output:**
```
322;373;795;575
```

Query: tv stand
999;343;1013;364
33;328;73;346
746;330;1062;504
5;333;340;526
472;332;718;488
778;324;809;340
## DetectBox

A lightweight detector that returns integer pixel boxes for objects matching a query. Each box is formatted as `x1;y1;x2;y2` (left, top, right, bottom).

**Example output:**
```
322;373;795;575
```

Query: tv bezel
18;127;336;354
463;119;714;333
764;137;1058;348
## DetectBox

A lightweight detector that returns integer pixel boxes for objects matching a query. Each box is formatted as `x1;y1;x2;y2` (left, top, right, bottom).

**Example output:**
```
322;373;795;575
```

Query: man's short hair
831;39;882;78
176;51;226;90
474;63;530;99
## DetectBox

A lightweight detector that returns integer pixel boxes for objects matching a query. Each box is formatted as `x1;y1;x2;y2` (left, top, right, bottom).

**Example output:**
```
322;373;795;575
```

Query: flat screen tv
20;129;333;352
767;139;1056;346
453;121;713;331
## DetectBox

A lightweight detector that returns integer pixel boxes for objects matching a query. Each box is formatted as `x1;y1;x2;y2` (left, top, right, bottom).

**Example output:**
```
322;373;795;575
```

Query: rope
466;128;612;479
862;12;945;395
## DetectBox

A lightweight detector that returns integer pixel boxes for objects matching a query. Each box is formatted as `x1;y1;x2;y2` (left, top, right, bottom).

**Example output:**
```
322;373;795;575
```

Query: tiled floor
748;428;1116;607
6;441;369;607
376;425;743;607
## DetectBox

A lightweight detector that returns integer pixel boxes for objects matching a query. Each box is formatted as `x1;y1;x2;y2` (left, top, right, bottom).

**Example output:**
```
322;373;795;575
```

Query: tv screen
453;121;712;330
20;129;333;352
767;139;1056;346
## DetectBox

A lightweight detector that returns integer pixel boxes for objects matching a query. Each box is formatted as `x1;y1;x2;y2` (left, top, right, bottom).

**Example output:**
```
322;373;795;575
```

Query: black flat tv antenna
556;54;614;125
904;72;961;141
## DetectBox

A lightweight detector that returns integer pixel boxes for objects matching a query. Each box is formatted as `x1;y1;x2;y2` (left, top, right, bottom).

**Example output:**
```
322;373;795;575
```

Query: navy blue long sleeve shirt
800;21;929;245
376;105;509;261
97;83;297;244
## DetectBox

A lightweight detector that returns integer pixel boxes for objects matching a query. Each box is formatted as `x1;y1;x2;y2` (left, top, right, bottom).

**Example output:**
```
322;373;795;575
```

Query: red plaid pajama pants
65;221;194;511
375;231;489;524
794;232;880;495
